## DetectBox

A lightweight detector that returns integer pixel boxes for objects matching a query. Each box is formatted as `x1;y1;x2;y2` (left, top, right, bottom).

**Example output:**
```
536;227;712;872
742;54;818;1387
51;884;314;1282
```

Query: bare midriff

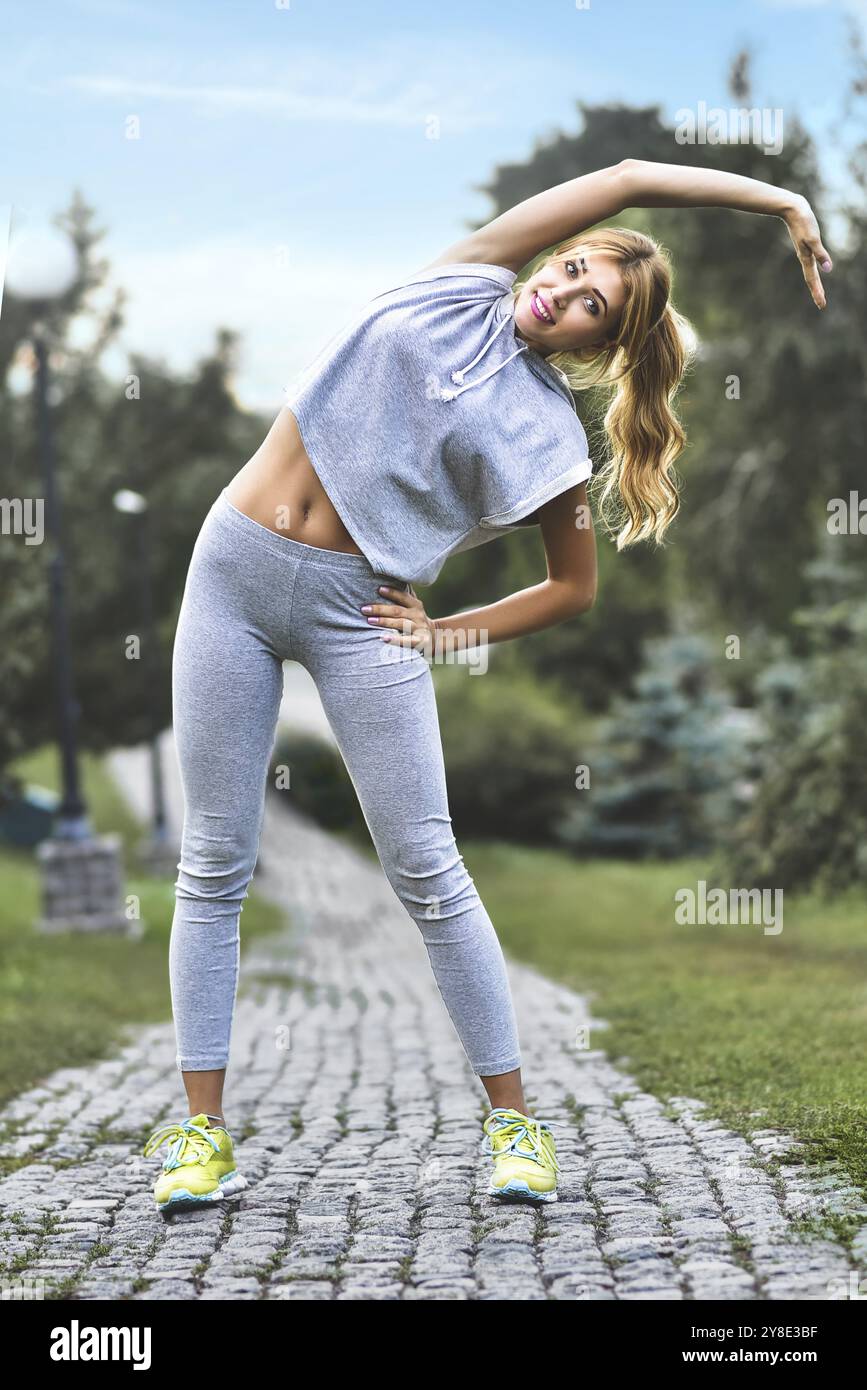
223;406;365;556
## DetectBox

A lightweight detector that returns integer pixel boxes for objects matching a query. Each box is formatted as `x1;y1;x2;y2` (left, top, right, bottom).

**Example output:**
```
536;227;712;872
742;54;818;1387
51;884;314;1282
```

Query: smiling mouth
530;290;555;324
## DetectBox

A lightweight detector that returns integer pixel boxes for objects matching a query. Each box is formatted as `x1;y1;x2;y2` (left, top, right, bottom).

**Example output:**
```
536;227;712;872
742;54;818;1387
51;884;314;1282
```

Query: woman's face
513;251;627;356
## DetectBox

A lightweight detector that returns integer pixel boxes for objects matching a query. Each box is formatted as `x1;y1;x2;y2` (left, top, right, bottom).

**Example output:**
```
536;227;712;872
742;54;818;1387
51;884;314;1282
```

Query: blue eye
565;257;599;314
577;257;599;315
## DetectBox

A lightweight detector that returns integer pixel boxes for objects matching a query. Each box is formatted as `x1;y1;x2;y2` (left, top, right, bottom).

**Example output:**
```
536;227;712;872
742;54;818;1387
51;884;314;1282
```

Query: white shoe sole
156;1170;249;1215
488;1178;558;1204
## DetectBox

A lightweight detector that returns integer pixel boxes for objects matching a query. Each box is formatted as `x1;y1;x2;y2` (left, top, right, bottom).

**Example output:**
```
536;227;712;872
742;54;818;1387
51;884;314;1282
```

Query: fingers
377;584;415;608
381;630;427;648
805;216;832;271
361;585;415;618
805;233;832;271
361;585;430;648
374;611;431;647
376;614;420;636
362;603;415;624
795;234;828;309
798;201;832;270
802;256;826;309
787;201;832;306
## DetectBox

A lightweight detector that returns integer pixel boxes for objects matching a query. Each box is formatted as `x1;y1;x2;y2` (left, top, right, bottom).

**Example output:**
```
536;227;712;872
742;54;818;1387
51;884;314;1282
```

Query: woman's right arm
618;159;833;308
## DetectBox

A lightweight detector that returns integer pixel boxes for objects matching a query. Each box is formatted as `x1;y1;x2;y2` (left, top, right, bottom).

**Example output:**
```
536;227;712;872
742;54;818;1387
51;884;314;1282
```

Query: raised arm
424;156;832;307
424;160;631;275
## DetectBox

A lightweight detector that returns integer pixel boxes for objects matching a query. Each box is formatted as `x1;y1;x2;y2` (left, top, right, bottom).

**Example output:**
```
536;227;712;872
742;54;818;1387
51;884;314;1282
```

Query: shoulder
361;260;518;320
397;260;517;293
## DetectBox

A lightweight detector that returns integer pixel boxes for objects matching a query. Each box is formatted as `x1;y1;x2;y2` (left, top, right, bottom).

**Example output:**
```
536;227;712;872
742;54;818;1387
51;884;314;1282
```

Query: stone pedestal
135;834;180;878
34;833;143;937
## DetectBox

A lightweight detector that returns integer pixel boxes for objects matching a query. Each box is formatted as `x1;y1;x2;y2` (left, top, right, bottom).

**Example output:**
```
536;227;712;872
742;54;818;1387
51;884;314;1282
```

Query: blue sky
1;0;861;410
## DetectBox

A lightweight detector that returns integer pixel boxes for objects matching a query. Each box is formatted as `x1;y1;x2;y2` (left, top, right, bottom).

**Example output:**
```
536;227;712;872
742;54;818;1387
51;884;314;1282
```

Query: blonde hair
515;228;697;548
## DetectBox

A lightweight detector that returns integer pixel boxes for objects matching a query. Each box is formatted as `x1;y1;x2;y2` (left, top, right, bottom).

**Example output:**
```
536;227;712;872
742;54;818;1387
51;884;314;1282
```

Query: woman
143;158;831;1214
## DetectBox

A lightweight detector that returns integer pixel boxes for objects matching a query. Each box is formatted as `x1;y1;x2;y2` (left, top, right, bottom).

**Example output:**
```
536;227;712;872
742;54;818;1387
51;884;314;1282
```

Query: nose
553;284;579;312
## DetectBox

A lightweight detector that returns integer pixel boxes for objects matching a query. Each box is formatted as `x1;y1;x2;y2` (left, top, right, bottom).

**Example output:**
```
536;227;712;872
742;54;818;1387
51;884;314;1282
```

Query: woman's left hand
783;194;833;309
361;585;436;652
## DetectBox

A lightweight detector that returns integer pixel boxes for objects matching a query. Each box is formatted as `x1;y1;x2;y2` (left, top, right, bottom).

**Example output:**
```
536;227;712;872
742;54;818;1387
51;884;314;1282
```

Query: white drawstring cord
439;311;529;401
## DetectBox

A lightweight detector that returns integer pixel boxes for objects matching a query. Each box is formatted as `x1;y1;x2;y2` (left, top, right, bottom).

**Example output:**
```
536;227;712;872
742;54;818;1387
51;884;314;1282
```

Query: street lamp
112;487;175;871
5;221;86;838
6;217;135;935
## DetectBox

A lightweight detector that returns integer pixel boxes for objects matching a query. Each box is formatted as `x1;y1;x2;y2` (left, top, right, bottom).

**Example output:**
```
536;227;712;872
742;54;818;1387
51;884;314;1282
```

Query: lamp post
112;488;175;871
5;224;88;838
6;219;136;935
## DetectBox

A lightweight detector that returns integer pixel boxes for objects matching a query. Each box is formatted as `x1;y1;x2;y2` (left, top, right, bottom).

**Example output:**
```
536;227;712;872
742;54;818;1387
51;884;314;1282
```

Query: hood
438;287;576;410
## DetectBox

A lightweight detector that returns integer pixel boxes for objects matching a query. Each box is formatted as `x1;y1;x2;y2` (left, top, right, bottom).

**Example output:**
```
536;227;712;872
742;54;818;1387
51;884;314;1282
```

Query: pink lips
530;290;554;324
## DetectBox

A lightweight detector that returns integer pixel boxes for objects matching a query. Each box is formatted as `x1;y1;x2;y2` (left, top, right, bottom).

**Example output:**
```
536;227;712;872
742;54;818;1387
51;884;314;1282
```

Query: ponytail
596;302;693;548
528;229;697;549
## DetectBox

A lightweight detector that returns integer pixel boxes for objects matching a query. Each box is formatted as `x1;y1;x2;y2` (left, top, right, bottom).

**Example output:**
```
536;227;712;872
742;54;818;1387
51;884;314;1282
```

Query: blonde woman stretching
143;159;831;1214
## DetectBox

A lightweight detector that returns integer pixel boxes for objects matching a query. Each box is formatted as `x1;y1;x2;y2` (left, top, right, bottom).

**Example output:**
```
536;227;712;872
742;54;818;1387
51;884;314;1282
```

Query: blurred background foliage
3;47;867;898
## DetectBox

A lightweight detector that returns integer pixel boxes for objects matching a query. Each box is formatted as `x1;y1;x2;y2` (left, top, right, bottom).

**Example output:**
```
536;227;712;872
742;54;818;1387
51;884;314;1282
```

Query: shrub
721;568;867;894
433;666;588;842
555;632;754;858
269;730;367;835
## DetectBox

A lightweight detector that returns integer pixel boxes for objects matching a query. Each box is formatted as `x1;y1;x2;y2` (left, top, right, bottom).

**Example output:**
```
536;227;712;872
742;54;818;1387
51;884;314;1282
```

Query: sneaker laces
480;1108;563;1174
143;1119;222;1171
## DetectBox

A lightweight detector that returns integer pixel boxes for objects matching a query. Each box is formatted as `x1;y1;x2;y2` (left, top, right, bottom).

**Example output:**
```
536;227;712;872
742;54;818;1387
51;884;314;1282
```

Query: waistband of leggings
214;489;384;574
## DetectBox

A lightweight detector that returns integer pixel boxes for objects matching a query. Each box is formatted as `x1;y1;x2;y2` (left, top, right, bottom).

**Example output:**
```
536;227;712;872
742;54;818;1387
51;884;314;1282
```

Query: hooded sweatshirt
283;261;593;585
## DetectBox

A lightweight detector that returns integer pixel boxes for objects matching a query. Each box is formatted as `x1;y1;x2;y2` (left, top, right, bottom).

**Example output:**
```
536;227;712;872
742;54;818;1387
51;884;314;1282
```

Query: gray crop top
283;261;593;584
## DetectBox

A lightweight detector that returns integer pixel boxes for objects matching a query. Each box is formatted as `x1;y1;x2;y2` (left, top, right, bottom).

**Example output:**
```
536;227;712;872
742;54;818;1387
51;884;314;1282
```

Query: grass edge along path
463;840;867;1222
0;745;284;1116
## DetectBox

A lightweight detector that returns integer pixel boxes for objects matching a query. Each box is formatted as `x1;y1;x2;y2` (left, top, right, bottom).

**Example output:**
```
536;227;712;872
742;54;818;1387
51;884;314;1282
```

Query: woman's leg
169;523;286;1122
308;630;526;1109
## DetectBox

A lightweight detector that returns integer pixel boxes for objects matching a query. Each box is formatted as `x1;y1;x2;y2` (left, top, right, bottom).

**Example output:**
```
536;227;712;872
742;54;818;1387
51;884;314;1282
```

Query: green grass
0;745;285;1109
463;841;867;1200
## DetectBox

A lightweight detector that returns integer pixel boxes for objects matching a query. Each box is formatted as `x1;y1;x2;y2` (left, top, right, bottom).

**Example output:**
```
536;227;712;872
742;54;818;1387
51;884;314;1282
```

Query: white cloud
55;29;587;136
98;234;411;412
64;72;497;131
761;0;867;24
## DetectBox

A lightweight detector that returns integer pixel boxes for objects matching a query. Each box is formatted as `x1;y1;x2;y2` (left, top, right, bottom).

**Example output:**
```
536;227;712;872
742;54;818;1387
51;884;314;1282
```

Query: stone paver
0;730;864;1302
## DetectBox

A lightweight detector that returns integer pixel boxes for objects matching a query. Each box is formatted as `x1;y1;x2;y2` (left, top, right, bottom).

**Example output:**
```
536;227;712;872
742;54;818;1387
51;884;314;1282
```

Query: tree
721;537;867;893
430;50;866;665
0;191;268;775
555;632;753;858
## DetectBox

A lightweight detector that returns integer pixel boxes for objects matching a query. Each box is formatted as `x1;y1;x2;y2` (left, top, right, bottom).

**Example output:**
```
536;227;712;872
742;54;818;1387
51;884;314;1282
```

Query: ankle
488;1105;532;1122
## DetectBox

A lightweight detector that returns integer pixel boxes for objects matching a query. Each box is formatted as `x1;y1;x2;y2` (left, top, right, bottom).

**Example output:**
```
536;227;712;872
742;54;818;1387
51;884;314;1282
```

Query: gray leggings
169;490;522;1078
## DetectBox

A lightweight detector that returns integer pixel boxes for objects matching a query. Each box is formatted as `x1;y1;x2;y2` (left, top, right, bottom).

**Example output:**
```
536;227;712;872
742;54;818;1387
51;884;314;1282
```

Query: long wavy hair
515;228;697;548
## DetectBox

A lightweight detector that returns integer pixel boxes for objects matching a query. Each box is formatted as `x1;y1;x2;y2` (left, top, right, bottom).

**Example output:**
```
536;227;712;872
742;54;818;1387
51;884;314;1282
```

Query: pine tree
556;632;754;858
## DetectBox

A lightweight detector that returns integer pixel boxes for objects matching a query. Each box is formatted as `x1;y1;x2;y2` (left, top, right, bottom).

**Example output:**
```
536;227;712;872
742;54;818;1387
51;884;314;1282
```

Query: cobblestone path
0;735;864;1301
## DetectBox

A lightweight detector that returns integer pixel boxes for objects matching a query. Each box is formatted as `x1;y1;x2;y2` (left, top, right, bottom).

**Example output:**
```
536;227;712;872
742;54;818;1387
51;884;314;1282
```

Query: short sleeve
399;261;517;294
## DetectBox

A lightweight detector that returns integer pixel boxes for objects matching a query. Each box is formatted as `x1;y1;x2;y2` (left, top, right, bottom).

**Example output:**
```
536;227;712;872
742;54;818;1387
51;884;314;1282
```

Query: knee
381;835;480;928
175;825;258;902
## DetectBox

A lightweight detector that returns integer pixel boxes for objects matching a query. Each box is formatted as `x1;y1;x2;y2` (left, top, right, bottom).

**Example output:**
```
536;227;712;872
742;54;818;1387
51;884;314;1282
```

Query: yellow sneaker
143;1112;248;1216
481;1107;561;1203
